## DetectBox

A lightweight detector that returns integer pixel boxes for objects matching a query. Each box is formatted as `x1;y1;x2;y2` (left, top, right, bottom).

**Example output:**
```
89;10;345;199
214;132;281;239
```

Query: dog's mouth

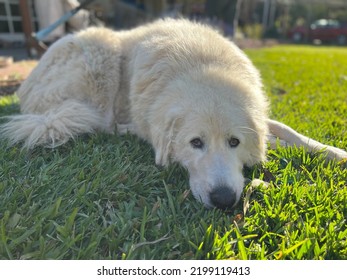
193;185;241;210
189;174;244;210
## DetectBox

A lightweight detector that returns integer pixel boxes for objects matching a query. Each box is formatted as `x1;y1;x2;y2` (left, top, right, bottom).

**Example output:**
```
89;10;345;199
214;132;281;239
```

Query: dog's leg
267;134;288;149
103;103;116;134
117;123;136;135
267;119;347;161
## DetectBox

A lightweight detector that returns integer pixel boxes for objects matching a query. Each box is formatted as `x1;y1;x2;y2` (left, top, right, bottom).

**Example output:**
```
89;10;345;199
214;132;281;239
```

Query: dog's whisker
237;126;259;135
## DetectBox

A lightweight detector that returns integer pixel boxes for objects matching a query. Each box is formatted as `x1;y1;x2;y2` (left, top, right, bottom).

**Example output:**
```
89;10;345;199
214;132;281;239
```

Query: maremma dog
1;19;346;209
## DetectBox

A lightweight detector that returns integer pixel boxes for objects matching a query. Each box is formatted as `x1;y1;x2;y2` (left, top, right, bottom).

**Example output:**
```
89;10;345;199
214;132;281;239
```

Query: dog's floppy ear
243;116;268;166
152;107;182;166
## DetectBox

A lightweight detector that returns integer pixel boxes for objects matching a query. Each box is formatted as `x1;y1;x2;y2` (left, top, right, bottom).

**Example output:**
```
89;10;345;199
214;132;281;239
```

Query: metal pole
262;0;271;33
34;0;95;41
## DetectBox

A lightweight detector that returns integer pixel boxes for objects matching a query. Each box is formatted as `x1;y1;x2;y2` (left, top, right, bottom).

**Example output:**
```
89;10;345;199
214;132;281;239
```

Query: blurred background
0;0;346;67
1;0;347;49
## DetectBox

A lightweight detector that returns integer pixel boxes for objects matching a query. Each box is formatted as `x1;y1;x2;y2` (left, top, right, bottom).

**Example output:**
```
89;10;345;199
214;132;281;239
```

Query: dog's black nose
210;187;236;210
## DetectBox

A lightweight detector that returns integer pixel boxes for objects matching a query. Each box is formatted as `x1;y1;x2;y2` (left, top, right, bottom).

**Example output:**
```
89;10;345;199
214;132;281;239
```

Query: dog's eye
228;137;240;148
190;138;204;149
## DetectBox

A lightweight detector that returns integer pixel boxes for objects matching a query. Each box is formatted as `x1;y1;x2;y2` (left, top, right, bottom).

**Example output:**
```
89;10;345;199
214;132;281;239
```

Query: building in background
0;0;37;45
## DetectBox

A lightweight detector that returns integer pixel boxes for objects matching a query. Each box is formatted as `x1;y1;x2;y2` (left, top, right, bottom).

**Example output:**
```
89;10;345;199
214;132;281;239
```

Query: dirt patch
0;58;37;96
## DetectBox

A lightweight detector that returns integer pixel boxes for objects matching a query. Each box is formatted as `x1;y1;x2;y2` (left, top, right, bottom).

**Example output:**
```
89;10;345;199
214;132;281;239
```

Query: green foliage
0;46;346;259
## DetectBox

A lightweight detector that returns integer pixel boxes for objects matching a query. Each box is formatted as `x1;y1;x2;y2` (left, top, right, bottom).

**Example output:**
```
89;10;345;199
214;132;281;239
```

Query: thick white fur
1;19;346;208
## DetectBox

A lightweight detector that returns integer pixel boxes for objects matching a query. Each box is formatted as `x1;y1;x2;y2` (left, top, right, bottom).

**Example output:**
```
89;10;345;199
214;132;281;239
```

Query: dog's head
150;68;268;209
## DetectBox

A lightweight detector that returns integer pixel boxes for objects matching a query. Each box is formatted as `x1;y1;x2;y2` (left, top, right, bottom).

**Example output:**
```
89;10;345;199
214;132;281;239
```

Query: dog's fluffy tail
0;100;107;149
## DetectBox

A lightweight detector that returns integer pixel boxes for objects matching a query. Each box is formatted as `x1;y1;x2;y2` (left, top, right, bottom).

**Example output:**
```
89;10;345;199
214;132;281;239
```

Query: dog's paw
325;146;347;161
250;178;269;188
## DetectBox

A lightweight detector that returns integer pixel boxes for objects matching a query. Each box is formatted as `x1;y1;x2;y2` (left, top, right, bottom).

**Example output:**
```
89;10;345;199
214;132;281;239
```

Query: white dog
1;19;346;209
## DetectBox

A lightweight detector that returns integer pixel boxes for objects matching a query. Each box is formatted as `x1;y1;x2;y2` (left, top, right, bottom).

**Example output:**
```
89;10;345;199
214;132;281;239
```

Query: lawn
0;46;346;260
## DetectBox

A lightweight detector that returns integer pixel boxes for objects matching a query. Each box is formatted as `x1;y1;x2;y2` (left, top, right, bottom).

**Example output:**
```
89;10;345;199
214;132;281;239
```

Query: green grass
0;46;346;260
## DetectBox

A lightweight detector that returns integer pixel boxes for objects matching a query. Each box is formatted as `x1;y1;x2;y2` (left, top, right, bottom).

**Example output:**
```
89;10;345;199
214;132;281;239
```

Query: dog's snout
210;186;236;210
